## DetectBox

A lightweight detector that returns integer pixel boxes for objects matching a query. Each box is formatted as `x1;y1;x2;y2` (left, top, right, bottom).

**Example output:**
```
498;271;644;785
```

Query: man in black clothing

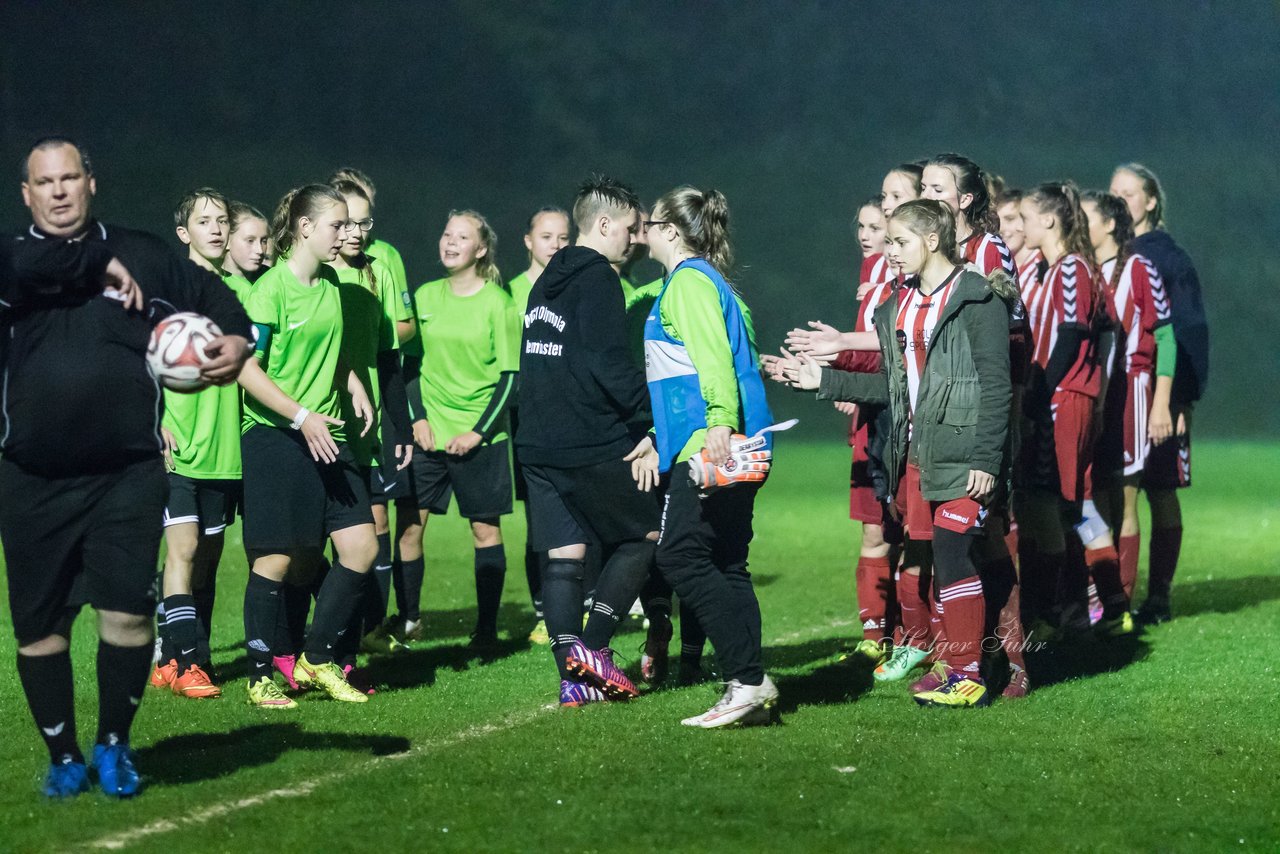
517;176;661;705
0;137;252;799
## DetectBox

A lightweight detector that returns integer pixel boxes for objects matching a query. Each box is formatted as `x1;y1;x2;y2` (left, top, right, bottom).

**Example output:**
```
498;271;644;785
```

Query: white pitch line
87;618;855;850
87;707;552;851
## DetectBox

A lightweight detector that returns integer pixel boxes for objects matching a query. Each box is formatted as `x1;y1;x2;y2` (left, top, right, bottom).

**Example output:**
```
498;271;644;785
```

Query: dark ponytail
1028;181;1096;267
1082;190;1134;292
927;153;999;235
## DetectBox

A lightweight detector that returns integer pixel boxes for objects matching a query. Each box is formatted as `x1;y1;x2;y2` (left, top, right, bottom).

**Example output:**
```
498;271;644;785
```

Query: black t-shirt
1;221;253;476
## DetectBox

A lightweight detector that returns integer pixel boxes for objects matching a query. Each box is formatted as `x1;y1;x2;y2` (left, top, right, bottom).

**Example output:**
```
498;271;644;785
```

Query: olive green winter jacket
816;268;1011;503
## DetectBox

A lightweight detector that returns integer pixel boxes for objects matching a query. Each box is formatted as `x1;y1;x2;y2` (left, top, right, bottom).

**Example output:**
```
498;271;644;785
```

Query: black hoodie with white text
515;245;649;468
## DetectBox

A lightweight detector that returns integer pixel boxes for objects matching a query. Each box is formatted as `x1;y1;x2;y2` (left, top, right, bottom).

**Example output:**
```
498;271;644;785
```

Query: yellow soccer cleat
247;677;298;710
528;619;550;645
913;672;990;709
293;654;369;703
1095;611;1136;639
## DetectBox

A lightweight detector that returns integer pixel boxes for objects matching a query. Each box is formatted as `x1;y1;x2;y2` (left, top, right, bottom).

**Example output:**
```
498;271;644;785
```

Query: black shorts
241;425;373;555
412;440;512;520
164;473;240;535
1142;416;1192;491
522;459;661;552
0;457;167;645
370;439;416;504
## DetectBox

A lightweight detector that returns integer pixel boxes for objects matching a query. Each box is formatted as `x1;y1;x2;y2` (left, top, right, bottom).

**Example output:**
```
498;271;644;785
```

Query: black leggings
656;476;763;685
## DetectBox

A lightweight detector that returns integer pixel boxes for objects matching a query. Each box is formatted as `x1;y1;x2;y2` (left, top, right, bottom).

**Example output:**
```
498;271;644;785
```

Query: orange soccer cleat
170;663;222;699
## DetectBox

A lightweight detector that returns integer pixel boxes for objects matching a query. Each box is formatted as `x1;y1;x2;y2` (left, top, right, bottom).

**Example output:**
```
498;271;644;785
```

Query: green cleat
873;643;929;682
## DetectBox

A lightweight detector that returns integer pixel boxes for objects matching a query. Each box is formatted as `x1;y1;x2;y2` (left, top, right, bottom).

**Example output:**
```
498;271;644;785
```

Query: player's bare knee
470;519;502;549
861;523;887;551
251;553;291;582
19;634;70;656
549;543;586;561
97;610;152;647
372;504;391;536
332;527;378;572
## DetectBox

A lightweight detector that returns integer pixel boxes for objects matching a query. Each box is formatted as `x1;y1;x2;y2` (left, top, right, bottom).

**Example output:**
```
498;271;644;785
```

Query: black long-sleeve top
1;222;253;476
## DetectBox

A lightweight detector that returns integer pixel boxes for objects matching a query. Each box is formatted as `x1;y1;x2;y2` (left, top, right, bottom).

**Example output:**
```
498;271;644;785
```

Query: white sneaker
681;675;779;728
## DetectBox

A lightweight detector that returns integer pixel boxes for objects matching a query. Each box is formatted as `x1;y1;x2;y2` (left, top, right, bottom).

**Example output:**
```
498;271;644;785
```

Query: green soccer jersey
162;272;252;479
243;262;346;438
413;278;520;446
508;271;535;315
367;242;413;340
619;274;638;304
625;278;664;371
334;261;401;466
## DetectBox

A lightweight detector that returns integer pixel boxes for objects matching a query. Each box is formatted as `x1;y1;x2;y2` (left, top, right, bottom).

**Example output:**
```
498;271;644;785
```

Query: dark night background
2;1;1276;438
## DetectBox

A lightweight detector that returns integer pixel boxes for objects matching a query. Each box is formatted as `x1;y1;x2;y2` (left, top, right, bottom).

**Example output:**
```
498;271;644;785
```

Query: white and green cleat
873;644;930;682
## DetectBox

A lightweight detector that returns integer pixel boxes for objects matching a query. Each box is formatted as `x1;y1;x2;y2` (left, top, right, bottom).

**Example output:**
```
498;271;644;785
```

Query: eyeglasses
347;218;374;232
643;220;671;229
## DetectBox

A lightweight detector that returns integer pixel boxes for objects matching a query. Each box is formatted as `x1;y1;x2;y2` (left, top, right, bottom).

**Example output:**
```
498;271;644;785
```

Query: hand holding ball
147;312;223;392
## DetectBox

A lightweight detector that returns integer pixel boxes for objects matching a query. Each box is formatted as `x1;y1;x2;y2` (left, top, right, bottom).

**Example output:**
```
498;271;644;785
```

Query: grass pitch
0;441;1277;853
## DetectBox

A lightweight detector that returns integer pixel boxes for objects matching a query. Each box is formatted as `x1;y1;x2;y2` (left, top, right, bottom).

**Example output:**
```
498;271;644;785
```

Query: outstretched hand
785;320;846;358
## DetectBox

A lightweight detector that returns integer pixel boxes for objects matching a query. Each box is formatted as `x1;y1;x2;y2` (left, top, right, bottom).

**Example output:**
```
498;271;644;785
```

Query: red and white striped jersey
855;279;897;333
896;272;960;419
859;252;895;289
1028;252;1101;397
1101;252;1172;374
960;231;1017;278
1017;248;1045;296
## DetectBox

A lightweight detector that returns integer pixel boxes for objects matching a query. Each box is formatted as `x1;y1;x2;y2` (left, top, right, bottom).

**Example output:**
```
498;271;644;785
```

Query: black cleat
1133;595;1172;626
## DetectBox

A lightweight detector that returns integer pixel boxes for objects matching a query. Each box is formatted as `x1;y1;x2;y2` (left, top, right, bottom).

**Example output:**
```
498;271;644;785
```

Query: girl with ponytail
923;154;1017;277
237;183;381;707
1080;190;1176;614
404;209;521;649
643;186;782;727
1016;182;1131;638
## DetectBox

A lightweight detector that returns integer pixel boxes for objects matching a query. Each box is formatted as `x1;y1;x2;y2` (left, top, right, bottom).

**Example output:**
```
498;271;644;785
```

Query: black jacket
515;246;649;467
1;221;253;476
1132;230;1208;406
0;236;113;306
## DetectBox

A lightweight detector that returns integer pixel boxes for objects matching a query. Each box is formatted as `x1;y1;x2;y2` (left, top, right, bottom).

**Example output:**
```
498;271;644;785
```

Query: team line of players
768;153;1206;704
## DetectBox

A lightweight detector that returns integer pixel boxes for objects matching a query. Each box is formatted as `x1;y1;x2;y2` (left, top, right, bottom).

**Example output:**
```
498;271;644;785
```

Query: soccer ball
147;312;222;393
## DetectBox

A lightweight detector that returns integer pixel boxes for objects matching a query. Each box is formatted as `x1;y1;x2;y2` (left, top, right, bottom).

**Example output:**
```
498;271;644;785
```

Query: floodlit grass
0;441;1276;852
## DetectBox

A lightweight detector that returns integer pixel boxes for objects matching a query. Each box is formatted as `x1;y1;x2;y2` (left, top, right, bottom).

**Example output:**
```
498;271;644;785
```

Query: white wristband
290;408;310;430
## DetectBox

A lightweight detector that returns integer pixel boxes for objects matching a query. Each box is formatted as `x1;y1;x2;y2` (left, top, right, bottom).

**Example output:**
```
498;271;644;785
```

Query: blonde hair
1113;162;1166;229
448;209;501;286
